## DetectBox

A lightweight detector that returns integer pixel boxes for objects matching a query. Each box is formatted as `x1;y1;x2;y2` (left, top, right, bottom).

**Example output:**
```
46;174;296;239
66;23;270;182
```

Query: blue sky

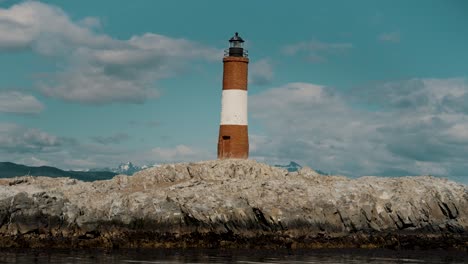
0;0;468;183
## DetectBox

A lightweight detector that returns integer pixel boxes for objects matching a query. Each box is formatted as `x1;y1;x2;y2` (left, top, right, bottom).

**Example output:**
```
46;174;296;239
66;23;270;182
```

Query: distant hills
0;161;330;182
90;161;149;176
0;162;117;182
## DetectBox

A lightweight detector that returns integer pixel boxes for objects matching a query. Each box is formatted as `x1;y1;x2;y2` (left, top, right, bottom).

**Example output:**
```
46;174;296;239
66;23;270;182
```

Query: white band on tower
220;90;248;125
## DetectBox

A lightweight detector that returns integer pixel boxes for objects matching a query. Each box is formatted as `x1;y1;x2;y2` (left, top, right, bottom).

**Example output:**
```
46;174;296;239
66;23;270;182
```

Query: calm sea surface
0;249;466;264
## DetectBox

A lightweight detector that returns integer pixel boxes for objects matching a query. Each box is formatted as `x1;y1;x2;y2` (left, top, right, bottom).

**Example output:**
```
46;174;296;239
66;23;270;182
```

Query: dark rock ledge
0;160;466;250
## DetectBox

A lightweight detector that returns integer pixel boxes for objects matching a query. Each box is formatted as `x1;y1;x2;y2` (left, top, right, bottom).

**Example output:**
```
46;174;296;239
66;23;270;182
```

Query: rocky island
0;160;466;250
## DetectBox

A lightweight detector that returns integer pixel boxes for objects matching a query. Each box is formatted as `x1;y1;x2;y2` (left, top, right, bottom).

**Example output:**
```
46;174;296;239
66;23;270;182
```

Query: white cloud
0;91;44;114
0;130;118;170
63;158;100;170
78;17;102;29
249;58;274;85
283;40;353;62
0;120;213;170
16;156;49;167
378;31;400;43
38;62;160;104
0;1;221;104
150;145;199;163
91;132;130;145
250;79;468;183
0;123;105;170
443;123;468;143
0;123;61;153
0;1;114;52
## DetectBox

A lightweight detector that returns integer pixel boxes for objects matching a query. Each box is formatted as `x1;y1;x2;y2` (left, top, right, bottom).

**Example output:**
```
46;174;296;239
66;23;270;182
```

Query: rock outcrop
0;160;466;250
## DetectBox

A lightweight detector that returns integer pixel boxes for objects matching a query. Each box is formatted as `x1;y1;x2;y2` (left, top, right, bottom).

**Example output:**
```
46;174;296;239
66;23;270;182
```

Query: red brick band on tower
218;33;249;159
222;57;249;90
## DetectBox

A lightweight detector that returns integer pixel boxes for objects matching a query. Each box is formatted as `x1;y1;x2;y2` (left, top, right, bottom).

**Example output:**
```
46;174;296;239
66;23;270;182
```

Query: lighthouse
217;32;249;159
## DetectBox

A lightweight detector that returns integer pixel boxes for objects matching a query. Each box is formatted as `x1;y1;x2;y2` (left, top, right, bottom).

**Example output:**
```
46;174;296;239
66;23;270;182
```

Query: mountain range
0;162;117;182
0;161;315;182
90;162;146;175
274;161;330;175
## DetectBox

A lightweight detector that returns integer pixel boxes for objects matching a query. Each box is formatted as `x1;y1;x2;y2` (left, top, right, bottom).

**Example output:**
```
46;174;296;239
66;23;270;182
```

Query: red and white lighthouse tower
217;32;249;159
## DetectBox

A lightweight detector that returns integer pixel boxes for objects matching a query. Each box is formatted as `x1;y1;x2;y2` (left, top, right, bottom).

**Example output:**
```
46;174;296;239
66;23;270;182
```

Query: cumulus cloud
0;1;221;104
0;123;62;153
0;120;211;170
283;40;353;62
0;1;114;52
378;31;400;43
149;145;199;163
0;123;106;170
38;63;160;104
250;79;468;183
0;130;121;170
249;58;274;85
16;156;49;167
91;132;130;145
0;91;44;114
78;17;102;29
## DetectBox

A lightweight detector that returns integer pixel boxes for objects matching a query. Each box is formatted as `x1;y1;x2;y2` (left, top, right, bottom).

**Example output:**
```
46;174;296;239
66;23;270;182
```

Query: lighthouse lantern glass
230;41;243;48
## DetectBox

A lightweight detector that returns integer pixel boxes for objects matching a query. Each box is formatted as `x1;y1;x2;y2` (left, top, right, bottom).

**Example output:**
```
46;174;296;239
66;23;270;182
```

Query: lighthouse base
217;125;249;159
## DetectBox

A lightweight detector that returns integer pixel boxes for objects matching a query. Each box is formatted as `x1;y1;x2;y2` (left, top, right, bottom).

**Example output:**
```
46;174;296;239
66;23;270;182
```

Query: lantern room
226;32;248;58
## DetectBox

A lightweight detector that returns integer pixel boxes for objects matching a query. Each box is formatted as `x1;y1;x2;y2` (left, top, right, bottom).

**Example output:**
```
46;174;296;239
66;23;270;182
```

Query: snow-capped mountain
91;162;143;175
90;162;162;175
92;161;330;176
274;161;331;175
114;162;141;175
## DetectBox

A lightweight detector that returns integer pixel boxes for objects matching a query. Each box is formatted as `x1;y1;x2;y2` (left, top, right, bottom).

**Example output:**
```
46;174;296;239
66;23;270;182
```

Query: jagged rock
0;159;466;250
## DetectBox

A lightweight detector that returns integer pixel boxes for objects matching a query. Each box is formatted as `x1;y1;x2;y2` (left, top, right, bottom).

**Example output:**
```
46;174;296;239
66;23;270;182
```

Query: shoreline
0;231;467;250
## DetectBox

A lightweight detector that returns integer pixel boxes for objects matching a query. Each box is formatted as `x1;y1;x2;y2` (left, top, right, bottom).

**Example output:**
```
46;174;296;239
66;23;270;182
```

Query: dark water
0;249;466;264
